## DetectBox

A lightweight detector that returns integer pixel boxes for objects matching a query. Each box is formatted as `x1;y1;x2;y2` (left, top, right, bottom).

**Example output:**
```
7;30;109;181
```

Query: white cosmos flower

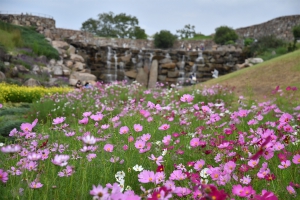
200;168;209;178
133;165;144;172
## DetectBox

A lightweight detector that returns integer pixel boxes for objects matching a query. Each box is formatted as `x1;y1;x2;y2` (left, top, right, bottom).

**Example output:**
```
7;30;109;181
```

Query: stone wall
235;15;300;42
0;13;55;31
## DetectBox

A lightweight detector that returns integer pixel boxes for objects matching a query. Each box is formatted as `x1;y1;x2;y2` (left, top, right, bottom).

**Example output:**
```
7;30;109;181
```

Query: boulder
32;65;41;74
49;59;56;66
159;58;172;64
167;71;179;78
148;60;158;89
246;58;264;64
65;60;73;68
69;72;97;83
52;41;70;50
136;68;148;87
161;62;176;69
125;70;137;79
0;71;6;80
67;45;76;55
73;62;84;71
16;65;29;73
52;66;63;76
23;78;41;87
70;53;84;62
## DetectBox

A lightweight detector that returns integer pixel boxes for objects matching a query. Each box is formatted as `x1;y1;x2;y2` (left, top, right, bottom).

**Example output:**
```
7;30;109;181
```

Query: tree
81;12;147;39
213;26;238;45
154;30;177;49
176;24;196;39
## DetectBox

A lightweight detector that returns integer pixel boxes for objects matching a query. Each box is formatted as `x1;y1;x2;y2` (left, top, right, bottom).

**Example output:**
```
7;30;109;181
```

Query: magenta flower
232;184;254;197
52;117;66;125
28;152;42;161
134;124;143;132
224;161;236;174
119;126;129;134
103;144;114;152
29;181;43;189
90;185;109;199
292;154;300;164
0;169;8;183
0;104;2;108
138;170;155;183
101;124;110;129
158;124;170;131
162;135;171;145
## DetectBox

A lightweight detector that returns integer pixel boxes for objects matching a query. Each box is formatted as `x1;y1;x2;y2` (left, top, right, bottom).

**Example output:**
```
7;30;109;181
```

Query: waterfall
196;51;204;63
177;55;186;86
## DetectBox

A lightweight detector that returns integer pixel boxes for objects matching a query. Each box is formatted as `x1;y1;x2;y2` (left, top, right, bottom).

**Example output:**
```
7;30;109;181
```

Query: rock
52;66;63;76
69;72;97;83
16;65;30;73
0;71;6;80
32;65;41;74
167;71;179;78
159;58;172;64
246;58;263;64
125;70;137;79
158;75;166;81
136;68;148;87
52;41;69;49
70;53;84;62
73;62;84;71
161;62;176;69
49;59;56;66
148;60;158;89
23;78;41;87
4;62;10;66
67;45;76;55
120;54;131;64
65;60;73;68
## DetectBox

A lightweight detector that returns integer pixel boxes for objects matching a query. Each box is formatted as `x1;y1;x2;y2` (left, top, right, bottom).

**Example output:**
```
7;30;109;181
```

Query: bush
154;30;177;49
213;26;238;45
292;25;300;41
244;38;254;46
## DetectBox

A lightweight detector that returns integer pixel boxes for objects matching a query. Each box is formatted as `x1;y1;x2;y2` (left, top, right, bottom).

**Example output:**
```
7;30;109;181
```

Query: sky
1;0;300;36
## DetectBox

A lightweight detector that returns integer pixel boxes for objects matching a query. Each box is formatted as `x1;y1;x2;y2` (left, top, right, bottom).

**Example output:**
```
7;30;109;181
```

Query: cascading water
177;55;186;86
196;51;204;63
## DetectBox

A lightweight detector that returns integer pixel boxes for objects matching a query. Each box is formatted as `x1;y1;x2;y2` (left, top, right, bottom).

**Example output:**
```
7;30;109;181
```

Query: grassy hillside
192;49;300;102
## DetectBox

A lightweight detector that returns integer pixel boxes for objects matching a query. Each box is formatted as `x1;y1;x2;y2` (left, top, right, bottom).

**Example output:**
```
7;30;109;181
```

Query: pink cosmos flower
119;126;129;134
134;124;143;132
103;144;114;152
52;117;66;125
278;160;291;169
248;159;259;168
159;124;170;131
52;154;70;166
58;165;75;177
240;175;251;185
8;166;22;176
83;111;92;117
194;159;205;171
135;140;146;149
141;133;151;141
128;136;134;142
1;144;21;153
29;181;43;189
27;152;42;161
224;161;236;174
0;169;8;183
20;123;33;133
148;154;164;165
190;138;200;148
90;185;109;199
138;170;155;183
162;135;172;145
286;185;296;195
180;94;194;103
82;135;97;145
90;113;104;121
292;154;300;164
232;184;254;197
101;124;110;129
0;104;2;108
169;170;187;181
174;187;191;197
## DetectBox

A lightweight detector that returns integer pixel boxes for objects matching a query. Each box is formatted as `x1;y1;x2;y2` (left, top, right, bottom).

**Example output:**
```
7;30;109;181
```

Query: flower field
0;81;299;200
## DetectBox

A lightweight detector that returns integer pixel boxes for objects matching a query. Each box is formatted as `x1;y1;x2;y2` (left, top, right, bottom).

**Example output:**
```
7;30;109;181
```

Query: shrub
292;25;300;41
0;119;23;137
213;26;238;45
154;30;177;49
244;38;254;46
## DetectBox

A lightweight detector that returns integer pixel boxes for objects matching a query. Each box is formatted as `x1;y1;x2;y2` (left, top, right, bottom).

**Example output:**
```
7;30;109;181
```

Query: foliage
244;38;254;46
245;35;287;58
0;83;72;103
292;25;300;40
81;12;147;39
213;26;238;45
154;30;177;49
191;33;213;40
176;24;196;39
0;21;59;60
0;81;299;199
